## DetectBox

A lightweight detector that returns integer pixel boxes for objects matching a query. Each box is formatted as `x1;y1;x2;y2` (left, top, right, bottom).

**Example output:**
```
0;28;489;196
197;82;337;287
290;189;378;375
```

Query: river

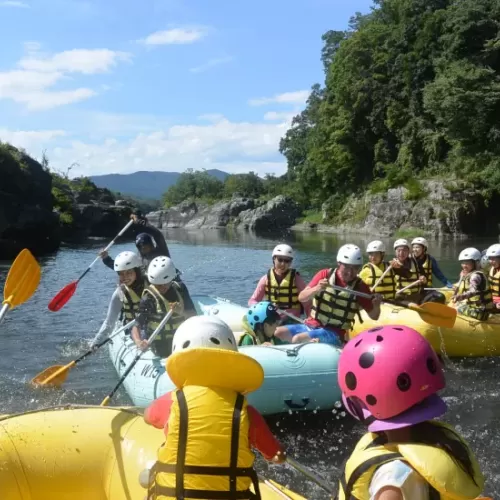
1;229;499;498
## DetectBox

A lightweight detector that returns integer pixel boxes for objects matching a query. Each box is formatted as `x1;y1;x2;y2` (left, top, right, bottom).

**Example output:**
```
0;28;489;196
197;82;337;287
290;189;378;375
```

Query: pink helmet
338;325;446;431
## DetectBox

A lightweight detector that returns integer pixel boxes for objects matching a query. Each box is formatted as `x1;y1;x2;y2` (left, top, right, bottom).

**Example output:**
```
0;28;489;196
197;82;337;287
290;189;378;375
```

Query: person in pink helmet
336;325;485;500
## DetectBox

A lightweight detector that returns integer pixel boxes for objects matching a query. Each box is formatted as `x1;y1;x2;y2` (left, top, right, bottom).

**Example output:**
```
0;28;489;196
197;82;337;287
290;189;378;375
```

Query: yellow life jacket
149;385;260;500
142;284;185;340
338;422;484;500
265;269;300;310
310;268;361;331
456;271;494;310
361;262;396;299
119;281;145;322
489;267;500;298
396;256;421;295
421;254;433;288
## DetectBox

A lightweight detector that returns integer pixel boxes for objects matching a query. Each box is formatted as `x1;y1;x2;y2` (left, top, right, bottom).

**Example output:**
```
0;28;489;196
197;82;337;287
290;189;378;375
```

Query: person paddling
131;256;196;358
249;244;310;321
337;325;484;500
91;251;145;349
486;244;500;310
359;240;397;299
275;244;382;346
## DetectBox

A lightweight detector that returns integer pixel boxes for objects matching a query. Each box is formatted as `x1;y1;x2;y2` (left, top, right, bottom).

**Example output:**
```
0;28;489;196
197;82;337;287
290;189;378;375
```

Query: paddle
287;457;335;495
370;263;393;292
0;249;41;324
31;319;136;387
100;307;175;406
395;279;421;295
48;219;134;312
328;284;457;328
277;308;305;324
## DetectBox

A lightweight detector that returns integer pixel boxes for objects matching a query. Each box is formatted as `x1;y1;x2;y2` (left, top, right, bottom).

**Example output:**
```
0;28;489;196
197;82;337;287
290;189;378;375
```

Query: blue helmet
247;301;280;330
135;233;154;247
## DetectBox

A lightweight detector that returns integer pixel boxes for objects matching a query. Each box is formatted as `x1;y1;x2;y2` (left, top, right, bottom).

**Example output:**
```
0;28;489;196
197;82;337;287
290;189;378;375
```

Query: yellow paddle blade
3;249;41;308
30;363;72;387
408;302;457;329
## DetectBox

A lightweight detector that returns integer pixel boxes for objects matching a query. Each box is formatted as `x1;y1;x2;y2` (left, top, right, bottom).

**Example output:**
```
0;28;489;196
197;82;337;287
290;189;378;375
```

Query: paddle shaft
101;309;173;405
396;280;421;295
277;308;304;324
0;303;10;324
37;320;136;386
76;219;134;282
370;264;393;292
287;457;335;495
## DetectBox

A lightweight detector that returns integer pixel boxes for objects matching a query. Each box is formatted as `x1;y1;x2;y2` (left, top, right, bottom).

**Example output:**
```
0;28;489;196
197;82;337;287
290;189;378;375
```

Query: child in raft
239;301;290;346
143;315;286;499
337;324;485;500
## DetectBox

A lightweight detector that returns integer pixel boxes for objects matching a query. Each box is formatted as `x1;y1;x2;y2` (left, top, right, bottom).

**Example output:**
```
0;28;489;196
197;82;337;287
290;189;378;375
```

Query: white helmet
337;244;363;265
113;251;142;272
147;256;176;285
411;237;428;249
393;239;410;250
486;244;500;258
480;253;491;270
366;240;385;253
172;316;237;354
458;247;481;262
272;244;294;259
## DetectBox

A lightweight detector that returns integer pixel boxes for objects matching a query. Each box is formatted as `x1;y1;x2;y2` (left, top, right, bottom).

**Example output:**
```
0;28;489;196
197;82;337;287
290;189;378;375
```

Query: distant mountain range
90;169;229;200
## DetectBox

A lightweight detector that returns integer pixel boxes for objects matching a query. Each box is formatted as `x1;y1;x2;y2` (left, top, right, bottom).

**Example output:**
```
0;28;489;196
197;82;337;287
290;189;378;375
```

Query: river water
1;229;499;498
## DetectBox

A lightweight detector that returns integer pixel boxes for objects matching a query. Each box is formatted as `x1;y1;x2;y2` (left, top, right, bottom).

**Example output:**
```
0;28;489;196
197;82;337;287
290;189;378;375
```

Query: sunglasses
275;257;292;264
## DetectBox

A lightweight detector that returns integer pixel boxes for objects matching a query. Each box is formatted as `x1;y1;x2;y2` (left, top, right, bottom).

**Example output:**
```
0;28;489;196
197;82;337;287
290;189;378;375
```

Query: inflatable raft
108;295;342;414
351;303;500;357
0;405;304;500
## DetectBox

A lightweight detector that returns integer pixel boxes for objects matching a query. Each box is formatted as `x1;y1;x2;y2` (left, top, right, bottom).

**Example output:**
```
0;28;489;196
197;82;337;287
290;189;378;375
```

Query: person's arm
239;334;255;346
178;282;197;317
98;250;115;270
91;288;123;347
144;392;173;428
298;269;329;303
454;273;483;301
430;256;452;287
248;276;267;306
355;281;382;321
247;405;285;462
132;296;155;349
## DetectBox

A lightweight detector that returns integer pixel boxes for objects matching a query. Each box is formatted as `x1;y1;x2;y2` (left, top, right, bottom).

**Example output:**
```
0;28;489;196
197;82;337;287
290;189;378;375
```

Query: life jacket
310;269;361;331
338;421;484;500
456;271;493;310
265;269;300;310
420;254;433;288
237;316;278;346
488;267;500;298
396;256;421;295
142;284;185;341
119;281;145;322
361;262;396;299
149;386;260;500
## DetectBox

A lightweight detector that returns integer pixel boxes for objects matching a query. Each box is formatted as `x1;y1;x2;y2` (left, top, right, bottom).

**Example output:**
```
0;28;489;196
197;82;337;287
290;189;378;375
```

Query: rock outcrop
147;195;300;232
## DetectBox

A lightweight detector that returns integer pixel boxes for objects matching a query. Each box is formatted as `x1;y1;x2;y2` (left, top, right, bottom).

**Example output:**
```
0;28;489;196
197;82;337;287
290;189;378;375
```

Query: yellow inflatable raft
0;405;304;500
351;304;500;357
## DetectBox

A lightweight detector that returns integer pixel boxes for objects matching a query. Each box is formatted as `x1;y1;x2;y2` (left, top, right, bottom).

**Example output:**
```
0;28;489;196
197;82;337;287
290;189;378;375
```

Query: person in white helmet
486;244;500;309
452;247;494;320
90;251;146;349
359;240;397;299
131;256;196;357
275;244;382;346
391;239;427;303
143;316;285;499
248;244;310;320
411;237;453;290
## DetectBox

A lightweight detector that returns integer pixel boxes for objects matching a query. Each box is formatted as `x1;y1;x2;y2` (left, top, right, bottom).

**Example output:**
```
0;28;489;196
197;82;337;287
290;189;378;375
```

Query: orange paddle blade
30;363;72;387
3;249;41;308
408;302;457;329
48;281;77;312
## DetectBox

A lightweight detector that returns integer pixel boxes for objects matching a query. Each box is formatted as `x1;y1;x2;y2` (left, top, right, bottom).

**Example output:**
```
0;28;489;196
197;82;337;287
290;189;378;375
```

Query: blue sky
0;0;373;177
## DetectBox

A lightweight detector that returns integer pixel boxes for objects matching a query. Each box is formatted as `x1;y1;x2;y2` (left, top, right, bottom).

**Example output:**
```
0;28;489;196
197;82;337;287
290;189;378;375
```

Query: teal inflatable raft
108;295;342;415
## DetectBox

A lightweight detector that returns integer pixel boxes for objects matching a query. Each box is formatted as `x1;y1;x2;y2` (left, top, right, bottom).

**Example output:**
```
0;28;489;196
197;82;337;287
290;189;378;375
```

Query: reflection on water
0;229;499;498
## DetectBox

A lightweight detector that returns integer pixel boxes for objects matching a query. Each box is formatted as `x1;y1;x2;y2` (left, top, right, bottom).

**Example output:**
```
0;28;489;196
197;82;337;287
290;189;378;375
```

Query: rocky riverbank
0;144;133;259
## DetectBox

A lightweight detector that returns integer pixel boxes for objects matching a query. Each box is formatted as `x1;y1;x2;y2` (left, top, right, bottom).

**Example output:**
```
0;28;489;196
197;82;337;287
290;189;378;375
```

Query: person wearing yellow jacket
486;243;500;310
359;240;396;299
143;315;286;499
337;324;484;500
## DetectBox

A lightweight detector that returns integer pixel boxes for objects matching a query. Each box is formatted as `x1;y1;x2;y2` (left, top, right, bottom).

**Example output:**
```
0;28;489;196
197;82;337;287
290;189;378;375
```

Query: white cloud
141;26;209;46
249;90;310;106
0;46;130;110
0;129;66;153
190;56;233;74
264;111;296;122
0;1;29;7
